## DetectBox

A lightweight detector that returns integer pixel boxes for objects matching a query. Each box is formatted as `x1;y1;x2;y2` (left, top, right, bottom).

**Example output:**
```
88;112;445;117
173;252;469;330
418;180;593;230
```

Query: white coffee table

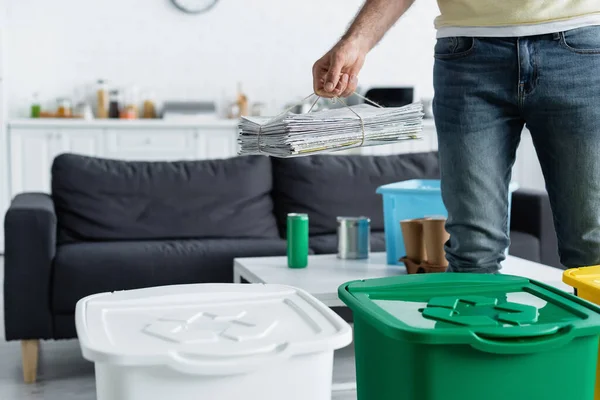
233;253;570;399
234;252;571;306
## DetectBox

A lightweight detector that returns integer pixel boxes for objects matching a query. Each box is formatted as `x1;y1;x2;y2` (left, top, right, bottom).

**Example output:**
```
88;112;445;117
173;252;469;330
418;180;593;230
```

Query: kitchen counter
8;118;241;129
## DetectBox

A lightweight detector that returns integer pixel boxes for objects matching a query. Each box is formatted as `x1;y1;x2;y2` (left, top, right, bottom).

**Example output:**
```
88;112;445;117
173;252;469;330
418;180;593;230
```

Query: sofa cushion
51;238;288;313
272;152;440;236
508;231;541;263
309;231;387;254
52;154;279;244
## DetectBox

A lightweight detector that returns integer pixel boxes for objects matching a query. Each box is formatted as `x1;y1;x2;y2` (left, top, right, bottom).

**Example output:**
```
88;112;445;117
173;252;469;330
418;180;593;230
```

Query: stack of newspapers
237;102;424;157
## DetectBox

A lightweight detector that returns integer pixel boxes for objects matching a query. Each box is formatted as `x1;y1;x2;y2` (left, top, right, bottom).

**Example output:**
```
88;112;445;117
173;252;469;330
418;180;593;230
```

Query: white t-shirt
435;0;600;38
437;14;600;38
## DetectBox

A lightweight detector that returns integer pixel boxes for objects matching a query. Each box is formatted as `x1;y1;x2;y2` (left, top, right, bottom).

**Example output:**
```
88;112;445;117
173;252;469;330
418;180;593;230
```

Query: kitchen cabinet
9;128;103;194
104;128;197;161
196;129;239;159
62;130;103;157
5;119;240;201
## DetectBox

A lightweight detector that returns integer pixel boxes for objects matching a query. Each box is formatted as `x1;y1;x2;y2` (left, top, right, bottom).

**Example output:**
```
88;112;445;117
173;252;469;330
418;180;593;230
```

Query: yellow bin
564;266;600;400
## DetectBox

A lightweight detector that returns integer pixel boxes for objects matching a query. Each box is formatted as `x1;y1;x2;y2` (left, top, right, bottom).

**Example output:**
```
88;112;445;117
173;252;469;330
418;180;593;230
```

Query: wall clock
170;0;219;14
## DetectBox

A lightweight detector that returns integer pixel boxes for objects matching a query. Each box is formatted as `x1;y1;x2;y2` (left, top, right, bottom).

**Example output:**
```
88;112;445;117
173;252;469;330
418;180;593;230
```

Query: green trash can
338;274;600;400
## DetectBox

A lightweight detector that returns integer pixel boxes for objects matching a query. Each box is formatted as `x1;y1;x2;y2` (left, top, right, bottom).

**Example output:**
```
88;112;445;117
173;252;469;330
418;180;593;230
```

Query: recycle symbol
421;295;539;327
142;310;278;344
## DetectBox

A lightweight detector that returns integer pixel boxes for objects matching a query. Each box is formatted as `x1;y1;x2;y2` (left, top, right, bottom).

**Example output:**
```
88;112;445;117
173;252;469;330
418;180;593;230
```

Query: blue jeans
433;26;600;273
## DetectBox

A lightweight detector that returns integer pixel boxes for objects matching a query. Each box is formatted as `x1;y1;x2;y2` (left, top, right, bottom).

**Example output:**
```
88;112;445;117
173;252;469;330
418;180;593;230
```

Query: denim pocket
560;26;600;54
434;37;475;59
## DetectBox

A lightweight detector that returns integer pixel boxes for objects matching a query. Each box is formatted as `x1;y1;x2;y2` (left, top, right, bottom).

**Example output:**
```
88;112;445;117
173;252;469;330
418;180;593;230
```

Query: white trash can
75;283;353;400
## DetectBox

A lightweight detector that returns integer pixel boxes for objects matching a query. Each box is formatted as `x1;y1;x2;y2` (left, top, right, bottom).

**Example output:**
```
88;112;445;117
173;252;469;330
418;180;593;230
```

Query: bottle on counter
120;105;138;119
56;98;72;118
108;90;121;119
30;92;41;118
96;79;108;118
227;103;240;119
251;102;267;117
120;86;139;119
236;83;249;117
74;101;94;120
72;86;94;120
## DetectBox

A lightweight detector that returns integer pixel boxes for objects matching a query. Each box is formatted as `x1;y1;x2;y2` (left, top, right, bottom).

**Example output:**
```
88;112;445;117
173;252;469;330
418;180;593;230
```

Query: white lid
75;283;352;376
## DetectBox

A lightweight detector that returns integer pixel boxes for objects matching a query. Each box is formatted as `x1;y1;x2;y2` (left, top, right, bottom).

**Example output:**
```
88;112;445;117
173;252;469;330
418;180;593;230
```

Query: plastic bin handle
167;346;290;376
470;325;575;355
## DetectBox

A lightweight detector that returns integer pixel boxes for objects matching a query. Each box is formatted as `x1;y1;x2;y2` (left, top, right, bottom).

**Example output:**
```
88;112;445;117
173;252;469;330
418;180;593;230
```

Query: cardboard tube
400;219;427;263
422;218;450;267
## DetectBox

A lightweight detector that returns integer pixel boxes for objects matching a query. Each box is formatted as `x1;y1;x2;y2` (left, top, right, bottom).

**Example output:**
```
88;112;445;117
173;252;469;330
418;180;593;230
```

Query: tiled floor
0;256;357;399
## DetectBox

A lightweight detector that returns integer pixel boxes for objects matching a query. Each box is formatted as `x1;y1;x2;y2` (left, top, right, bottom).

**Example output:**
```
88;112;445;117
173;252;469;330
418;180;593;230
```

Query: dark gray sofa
4;151;559;381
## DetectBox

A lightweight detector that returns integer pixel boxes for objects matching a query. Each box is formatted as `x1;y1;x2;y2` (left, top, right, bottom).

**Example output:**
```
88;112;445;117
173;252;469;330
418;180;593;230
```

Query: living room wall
4;0;440;117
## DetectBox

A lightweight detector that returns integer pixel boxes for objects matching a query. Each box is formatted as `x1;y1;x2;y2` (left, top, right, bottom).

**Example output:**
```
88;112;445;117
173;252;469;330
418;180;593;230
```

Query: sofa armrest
510;189;561;268
4;193;57;340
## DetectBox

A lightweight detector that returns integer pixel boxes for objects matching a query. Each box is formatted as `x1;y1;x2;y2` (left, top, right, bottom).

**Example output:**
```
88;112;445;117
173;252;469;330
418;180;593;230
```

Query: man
313;1;600;273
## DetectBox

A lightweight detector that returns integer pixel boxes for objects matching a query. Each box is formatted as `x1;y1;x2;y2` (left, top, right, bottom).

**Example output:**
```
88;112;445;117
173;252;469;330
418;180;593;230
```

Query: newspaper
237;103;424;157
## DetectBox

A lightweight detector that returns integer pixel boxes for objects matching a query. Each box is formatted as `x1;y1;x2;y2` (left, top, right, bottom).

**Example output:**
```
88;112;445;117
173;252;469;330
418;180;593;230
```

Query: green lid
339;274;600;354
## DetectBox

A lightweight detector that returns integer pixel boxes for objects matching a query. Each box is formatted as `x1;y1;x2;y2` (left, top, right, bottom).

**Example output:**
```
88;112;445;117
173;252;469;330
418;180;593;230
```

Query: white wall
5;0;440;117
0;1;7;254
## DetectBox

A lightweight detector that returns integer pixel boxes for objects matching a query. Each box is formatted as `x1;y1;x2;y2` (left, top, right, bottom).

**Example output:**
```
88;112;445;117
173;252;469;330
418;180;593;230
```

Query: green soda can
287;213;309;268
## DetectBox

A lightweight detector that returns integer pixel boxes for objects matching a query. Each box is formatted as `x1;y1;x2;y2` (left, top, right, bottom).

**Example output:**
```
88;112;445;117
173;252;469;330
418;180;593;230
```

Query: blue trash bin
376;179;518;266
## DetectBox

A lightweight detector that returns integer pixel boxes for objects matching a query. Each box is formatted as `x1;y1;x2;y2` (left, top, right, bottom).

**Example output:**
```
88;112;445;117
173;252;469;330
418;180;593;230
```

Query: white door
10;129;58;195
104;129;197;161
8;128;103;196
195;129;238;159
58;129;103;158
0;25;5;253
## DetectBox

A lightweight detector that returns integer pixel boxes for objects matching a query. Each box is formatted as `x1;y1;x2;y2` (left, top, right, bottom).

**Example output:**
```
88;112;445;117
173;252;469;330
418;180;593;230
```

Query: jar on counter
120;86;139;119
108;90;121;119
74;101;94;120
251;102;267;117
30;92;41;118
141;91;157;119
120;104;138;119
96;79;108;119
56;98;72;118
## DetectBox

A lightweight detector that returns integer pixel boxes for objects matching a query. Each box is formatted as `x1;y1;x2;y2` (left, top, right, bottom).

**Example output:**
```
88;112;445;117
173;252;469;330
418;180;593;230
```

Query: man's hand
313;39;367;98
311;0;415;98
